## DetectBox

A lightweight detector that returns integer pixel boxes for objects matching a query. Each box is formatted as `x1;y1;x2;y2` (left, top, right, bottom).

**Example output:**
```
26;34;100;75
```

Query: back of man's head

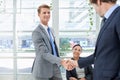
90;0;117;4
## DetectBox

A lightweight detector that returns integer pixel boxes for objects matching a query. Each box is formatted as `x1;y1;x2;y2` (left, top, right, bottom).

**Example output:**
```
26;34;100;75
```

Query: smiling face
72;45;82;60
38;8;50;26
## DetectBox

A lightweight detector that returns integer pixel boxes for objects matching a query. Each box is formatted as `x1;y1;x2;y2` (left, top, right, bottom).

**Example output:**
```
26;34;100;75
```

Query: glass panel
0;33;13;52
0;14;13;31
17;74;34;80
0;0;13;52
59;36;95;56
17;53;35;57
59;0;96;31
59;37;95;50
16;0;52;52
17;59;34;73
59;0;96;57
0;0;13;13
0;59;13;74
0;0;52;79
16;13;38;31
17;32;34;52
0;75;14;80
117;0;120;4
20;0;51;8
16;0;52;32
0;53;13;57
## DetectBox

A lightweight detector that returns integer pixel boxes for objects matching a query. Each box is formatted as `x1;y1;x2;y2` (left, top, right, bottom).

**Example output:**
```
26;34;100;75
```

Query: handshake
61;59;78;71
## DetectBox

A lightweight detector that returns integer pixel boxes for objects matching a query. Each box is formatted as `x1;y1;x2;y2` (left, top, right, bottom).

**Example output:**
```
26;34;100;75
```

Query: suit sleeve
114;13;120;80
85;66;93;80
78;54;94;68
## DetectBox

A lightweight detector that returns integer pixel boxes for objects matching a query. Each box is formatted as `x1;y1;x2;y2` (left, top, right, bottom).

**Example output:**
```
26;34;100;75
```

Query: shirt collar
40;23;48;31
104;4;119;19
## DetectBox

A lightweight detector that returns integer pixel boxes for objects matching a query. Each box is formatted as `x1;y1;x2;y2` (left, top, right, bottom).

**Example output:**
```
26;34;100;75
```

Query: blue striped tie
47;27;57;56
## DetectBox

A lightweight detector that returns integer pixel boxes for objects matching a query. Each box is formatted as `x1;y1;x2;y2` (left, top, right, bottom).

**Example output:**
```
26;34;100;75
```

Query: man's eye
75;49;77;50
43;12;46;14
48;12;50;14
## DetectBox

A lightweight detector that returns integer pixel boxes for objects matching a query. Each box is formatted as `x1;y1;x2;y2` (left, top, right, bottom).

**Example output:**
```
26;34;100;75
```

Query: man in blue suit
70;0;120;80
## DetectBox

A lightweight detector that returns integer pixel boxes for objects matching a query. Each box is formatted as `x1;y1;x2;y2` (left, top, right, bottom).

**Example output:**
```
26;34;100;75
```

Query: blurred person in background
66;44;93;80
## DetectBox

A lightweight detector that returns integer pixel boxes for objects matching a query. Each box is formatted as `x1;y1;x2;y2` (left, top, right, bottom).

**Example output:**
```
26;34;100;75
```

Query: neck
74;57;79;60
43;23;48;26
103;3;116;15
40;21;48;26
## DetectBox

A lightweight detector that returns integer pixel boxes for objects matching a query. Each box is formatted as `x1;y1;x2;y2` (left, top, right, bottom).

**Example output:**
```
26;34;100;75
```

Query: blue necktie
47;27;57;56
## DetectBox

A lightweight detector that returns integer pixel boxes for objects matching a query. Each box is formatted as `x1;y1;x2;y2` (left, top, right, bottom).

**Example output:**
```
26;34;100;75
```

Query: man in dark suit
71;0;120;80
32;4;71;80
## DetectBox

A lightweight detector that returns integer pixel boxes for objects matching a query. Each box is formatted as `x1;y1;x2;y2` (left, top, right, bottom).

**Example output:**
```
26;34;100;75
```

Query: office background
0;0;120;80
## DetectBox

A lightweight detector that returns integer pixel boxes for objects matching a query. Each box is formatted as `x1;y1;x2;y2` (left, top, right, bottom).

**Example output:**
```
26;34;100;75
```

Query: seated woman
66;44;93;80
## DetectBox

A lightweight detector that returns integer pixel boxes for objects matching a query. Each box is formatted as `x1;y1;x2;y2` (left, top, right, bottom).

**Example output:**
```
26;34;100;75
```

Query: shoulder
115;6;120;17
34;24;45;32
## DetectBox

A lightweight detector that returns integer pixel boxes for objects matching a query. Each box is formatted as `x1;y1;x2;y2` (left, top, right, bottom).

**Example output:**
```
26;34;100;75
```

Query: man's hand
69;77;77;80
61;59;78;70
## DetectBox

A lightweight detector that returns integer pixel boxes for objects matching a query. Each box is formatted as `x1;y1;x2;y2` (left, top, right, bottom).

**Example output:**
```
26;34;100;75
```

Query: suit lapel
37;25;59;56
96;6;120;46
38;24;51;49
39;24;50;40
38;25;59;56
94;6;120;57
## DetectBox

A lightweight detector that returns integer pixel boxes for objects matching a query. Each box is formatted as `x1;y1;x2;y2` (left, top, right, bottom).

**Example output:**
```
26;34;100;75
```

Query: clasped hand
61;59;78;71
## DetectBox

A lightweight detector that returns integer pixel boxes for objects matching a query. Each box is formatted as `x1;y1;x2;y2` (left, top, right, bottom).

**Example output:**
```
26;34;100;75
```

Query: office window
0;0;51;80
1;0;120;80
59;0;96;57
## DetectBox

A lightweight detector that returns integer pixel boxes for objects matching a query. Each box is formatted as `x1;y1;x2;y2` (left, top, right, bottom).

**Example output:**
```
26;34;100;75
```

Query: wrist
74;60;78;67
60;59;65;65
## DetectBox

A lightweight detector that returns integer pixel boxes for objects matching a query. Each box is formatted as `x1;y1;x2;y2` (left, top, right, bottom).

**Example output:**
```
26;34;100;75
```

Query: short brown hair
90;0;117;4
37;4;50;13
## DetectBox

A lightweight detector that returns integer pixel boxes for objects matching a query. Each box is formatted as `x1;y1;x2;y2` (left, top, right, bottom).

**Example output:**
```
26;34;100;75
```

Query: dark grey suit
78;6;120;80
32;24;62;80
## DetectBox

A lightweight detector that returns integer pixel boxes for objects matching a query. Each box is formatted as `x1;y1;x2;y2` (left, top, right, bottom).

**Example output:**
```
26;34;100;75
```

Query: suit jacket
78;6;120;80
32;24;62;78
66;58;93;80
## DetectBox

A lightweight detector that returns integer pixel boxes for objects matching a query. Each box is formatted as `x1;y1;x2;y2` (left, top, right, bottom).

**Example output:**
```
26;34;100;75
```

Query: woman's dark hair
72;44;82;50
90;0;117;4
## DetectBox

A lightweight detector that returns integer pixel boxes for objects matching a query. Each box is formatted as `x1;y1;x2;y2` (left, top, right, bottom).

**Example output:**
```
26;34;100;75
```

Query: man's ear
97;0;101;5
